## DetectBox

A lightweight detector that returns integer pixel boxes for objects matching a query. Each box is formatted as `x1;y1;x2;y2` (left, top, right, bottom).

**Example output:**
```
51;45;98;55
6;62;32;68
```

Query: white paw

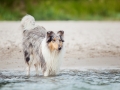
44;72;49;77
26;73;30;76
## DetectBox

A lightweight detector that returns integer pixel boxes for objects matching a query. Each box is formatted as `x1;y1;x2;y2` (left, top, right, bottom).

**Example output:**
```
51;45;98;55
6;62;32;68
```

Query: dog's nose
58;47;61;50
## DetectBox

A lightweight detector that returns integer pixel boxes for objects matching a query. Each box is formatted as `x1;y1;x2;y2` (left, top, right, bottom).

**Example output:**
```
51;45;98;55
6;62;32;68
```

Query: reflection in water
0;69;120;90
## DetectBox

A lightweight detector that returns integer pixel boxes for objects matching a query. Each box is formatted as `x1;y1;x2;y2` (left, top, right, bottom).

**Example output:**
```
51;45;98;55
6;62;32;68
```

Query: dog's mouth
48;45;62;52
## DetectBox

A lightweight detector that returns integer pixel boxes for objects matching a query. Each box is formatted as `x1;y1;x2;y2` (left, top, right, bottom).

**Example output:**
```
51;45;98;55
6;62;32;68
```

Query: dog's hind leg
34;55;40;76
24;50;34;76
26;54;34;76
34;62;39;76
26;64;30;76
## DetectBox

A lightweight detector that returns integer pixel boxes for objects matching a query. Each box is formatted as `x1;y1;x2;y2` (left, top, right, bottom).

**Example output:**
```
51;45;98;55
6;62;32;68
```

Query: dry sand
0;21;120;70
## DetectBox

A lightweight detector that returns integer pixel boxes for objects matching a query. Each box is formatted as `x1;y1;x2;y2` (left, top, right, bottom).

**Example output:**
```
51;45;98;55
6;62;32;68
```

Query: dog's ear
57;30;64;42
46;31;54;43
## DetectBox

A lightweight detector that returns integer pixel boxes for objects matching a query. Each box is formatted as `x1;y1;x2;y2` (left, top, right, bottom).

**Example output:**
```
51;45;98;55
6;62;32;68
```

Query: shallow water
0;69;120;90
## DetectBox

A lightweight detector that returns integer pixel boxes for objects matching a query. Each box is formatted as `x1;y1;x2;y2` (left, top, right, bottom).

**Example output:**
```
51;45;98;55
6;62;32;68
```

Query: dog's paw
44;72;49;77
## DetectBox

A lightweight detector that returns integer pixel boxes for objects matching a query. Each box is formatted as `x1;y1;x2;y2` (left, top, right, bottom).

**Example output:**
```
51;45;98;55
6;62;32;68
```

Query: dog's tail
20;15;36;31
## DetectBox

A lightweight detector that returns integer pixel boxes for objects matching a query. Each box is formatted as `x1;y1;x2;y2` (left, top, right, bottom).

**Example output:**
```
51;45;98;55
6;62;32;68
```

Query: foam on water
0;69;120;90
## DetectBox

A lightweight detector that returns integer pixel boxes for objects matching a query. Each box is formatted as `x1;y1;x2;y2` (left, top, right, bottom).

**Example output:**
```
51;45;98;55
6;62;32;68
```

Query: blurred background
0;0;120;20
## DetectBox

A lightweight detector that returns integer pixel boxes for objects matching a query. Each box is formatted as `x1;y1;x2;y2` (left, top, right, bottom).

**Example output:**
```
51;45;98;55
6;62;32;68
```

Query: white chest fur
41;38;64;76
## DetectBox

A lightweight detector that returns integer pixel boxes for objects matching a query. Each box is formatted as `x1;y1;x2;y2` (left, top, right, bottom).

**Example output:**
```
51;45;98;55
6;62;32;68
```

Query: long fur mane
41;38;64;76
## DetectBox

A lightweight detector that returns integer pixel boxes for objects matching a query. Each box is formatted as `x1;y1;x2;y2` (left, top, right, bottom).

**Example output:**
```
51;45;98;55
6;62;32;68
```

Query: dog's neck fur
41;38;64;76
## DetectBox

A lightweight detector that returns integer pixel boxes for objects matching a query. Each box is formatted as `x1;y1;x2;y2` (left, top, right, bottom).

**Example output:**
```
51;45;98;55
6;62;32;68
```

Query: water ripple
0;69;120;90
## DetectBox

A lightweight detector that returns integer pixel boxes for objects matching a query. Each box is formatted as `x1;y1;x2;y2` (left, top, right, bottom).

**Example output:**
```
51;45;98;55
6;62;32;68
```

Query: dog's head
46;30;64;51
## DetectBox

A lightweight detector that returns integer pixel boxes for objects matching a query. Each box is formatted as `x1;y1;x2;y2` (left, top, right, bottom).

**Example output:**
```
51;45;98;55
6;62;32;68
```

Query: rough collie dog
20;15;65;76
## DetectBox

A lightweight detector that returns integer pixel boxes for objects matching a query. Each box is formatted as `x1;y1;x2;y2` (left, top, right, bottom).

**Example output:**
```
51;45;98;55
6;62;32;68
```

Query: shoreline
0;21;120;70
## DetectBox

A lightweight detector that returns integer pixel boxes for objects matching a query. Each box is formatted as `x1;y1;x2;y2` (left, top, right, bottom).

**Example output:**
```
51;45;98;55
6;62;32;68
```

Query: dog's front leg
26;64;30;76
44;70;49;77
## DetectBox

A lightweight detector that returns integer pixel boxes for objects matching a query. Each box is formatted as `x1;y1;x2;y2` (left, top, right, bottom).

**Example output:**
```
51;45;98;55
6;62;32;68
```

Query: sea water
0;69;120;90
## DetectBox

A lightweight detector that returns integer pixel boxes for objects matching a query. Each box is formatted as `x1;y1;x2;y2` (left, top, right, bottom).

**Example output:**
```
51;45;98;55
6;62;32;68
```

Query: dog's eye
59;40;62;42
52;40;55;42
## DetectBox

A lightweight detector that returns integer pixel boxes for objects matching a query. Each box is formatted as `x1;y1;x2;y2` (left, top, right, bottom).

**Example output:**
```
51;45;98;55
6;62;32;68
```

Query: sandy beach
0;21;120;70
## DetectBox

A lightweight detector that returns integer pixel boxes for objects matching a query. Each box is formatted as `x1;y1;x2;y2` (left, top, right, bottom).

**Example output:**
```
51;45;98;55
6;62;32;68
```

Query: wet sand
0;21;120;70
